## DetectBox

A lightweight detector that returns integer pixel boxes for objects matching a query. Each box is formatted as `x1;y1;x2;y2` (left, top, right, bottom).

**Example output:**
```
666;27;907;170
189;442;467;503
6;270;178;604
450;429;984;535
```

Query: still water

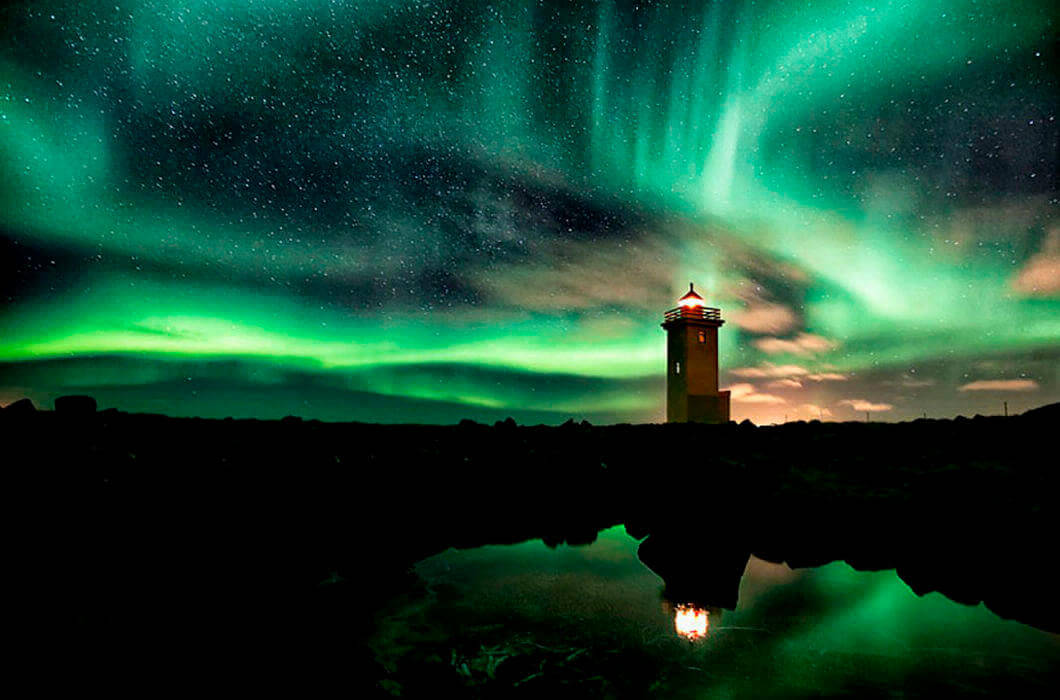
371;526;1058;697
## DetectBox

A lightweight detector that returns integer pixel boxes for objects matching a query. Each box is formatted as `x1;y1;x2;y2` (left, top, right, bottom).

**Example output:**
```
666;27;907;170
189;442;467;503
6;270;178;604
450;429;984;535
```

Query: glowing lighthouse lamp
678;285;707;310
673;604;710;641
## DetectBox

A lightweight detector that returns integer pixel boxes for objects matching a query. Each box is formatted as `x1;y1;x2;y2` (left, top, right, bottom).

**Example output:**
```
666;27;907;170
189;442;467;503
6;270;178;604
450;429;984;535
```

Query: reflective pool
371;526;1058;697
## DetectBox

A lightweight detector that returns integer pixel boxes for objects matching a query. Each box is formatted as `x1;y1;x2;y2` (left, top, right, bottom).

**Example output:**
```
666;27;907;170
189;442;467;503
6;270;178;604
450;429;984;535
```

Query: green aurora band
1;0;1057;422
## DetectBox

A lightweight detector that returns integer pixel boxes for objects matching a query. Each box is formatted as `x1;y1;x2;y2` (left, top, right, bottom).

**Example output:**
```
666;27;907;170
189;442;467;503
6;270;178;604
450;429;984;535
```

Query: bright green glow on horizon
0;278;668;378
1;0;1057;421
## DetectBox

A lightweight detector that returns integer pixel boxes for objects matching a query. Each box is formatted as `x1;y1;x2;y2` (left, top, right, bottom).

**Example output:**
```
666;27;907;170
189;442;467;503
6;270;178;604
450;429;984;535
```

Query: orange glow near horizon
674;604;709;641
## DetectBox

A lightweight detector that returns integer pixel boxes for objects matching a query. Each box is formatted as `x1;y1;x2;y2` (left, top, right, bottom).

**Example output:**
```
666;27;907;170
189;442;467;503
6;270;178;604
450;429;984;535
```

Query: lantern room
678;283;705;308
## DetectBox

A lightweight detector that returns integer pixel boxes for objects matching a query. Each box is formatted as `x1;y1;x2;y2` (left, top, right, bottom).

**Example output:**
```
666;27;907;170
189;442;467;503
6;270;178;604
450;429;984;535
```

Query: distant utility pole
865;411;870;423
1004;401;1008;417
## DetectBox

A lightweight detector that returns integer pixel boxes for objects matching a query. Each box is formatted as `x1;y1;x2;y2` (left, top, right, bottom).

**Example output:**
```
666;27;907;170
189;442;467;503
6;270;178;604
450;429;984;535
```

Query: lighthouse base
668;391;731;424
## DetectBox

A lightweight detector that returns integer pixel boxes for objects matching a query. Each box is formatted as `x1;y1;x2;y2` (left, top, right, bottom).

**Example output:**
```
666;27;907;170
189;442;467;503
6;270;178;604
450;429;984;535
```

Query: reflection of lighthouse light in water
674;605;709;641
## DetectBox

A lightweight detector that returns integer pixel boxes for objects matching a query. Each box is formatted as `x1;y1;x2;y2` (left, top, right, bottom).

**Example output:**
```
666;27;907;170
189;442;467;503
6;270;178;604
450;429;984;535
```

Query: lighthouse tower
661;283;731;423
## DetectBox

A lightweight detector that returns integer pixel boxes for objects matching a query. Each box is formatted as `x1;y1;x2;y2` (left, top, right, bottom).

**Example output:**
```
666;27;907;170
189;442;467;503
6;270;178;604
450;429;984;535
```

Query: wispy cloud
797;403;834;418
766;378;803;389
806;372;848;382
728;302;799;335
753;333;837;356
838;398;894;412
959;379;1039;392
471;235;676;312
1011;227;1060;298
727;383;787;404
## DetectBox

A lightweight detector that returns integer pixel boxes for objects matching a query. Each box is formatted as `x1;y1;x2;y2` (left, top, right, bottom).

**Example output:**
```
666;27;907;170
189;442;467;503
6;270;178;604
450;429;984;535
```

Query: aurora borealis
1;0;1057;423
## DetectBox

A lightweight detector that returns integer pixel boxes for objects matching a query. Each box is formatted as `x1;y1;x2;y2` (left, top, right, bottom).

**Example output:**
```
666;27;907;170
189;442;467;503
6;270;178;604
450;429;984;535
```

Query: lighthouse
661;283;731;423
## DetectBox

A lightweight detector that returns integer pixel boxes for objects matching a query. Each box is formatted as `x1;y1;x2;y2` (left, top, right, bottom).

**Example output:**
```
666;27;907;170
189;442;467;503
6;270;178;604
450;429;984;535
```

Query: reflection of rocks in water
368;533;1060;698
735;556;802;611
638;532;750;611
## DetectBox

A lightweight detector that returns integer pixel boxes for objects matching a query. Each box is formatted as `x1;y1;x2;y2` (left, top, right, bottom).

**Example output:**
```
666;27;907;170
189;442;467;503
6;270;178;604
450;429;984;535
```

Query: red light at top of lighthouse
677;283;705;309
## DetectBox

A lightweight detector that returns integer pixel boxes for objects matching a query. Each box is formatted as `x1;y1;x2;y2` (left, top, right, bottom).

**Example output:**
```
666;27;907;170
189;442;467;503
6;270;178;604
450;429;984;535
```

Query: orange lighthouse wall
662;296;730;424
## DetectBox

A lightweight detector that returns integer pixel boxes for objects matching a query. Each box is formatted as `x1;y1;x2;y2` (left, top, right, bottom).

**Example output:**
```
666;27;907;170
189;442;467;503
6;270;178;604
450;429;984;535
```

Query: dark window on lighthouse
698;331;706;343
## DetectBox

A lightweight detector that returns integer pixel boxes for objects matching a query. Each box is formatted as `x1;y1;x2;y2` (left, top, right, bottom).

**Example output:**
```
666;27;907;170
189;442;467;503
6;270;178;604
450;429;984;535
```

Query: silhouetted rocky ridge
4;398;1057;679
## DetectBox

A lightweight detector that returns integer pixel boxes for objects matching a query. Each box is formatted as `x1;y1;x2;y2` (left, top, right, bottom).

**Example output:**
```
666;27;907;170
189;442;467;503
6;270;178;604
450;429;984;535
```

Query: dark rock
3;398;36;414
624;521;650;539
3;400;1058;641
638;533;749;610
1020;402;1058;423
564;528;599;546
54;395;98;414
494;416;517;429
458;418;478;428
281;415;302;423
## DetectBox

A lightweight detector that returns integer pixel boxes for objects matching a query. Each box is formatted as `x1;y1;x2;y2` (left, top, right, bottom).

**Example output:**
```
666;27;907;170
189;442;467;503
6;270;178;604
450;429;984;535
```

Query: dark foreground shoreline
4;400;1057;683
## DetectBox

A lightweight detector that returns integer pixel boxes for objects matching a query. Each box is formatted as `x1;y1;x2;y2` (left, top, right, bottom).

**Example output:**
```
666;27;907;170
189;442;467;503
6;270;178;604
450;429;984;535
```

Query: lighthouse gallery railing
663;306;722;323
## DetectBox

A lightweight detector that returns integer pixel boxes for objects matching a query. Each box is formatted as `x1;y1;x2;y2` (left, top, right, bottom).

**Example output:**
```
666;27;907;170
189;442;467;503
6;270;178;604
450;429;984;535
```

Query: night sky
1;0;1057;424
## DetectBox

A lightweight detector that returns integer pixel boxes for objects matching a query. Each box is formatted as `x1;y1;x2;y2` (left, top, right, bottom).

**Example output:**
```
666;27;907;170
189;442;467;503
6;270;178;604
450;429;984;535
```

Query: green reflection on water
373;526;1057;697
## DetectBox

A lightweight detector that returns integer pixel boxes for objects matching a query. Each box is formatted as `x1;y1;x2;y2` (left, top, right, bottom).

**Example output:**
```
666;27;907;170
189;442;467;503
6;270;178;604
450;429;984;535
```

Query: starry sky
1;0;1057;424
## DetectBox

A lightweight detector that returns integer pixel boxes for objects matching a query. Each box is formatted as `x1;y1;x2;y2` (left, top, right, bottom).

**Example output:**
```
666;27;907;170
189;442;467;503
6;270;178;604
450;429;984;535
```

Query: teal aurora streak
1;0;1057;422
